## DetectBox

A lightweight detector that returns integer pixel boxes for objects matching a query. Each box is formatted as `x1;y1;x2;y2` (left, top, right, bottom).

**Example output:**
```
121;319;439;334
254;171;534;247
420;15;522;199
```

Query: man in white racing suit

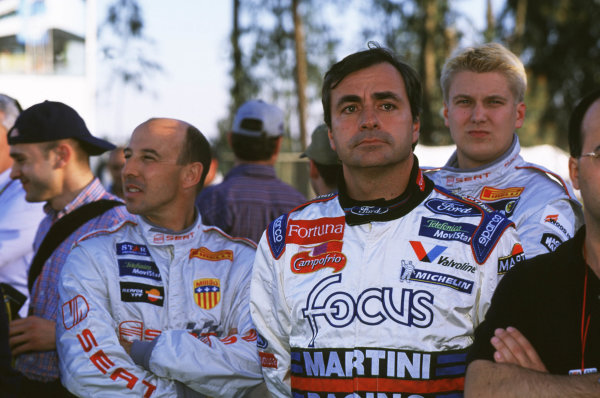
57;119;263;397
250;45;524;398
424;43;583;258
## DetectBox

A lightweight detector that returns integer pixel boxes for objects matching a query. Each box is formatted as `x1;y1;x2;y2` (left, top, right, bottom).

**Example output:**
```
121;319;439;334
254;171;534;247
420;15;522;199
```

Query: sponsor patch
419;217;475;244
406;269;474;294
349;205;389;216
257;333;268;349
116;242;150;256
291;251;346;274
409;241;447;262
152;231;195;244
120;282;164;306
483;198;520;217
118;259;161;282
444;172;491;186
119;320;161;342
268;214;288;259
259;352;278;368
480;186;524;201
472;212;513;264
436;255;476;273
425;199;480;217
62;295;89;330
194;278;221;309
541;233;563;252
498;243;526;274
189;247;233;261
542;210;573;240
287;217;345;245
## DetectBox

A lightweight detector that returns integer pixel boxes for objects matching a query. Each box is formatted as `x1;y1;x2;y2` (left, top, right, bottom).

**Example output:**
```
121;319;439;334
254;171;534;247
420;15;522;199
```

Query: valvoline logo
291;251;347;274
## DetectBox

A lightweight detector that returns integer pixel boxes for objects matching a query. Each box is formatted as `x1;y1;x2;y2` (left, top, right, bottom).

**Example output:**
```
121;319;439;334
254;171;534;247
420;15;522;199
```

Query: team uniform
57;214;263;397
424;135;583;258
468;227;600;375
250;160;524;398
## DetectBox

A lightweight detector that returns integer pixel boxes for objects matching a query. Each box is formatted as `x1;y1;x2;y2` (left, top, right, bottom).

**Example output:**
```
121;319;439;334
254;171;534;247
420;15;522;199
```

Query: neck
343;156;414;201
146;204;196;232
49;169;95;211
583;223;600;279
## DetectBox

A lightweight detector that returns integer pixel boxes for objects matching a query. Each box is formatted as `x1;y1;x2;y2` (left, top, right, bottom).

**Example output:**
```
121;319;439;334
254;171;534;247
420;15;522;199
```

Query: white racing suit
57;214;263;397
423;135;583;258
250;160;524;398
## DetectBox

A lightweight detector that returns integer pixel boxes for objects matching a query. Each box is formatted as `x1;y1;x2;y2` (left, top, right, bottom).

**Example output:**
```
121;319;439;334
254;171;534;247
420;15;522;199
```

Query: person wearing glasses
464;89;600;397
424;43;583;258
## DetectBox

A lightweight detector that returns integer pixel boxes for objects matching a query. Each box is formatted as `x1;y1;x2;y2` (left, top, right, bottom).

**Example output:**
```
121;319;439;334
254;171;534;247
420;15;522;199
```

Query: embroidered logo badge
189;247;234;261
194;279;221;309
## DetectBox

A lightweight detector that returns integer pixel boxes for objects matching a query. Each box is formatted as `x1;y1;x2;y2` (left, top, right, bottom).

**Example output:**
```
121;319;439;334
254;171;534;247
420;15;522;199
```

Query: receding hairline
134;117;190;135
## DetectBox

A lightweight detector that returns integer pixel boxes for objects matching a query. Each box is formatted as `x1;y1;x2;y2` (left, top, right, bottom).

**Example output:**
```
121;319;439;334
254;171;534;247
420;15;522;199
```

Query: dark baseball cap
301;124;339;165
7;100;115;155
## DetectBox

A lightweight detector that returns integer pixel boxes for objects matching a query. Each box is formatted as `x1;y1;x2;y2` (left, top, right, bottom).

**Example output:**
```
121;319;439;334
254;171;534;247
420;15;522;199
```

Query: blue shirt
0;169;45;318
196;164;306;243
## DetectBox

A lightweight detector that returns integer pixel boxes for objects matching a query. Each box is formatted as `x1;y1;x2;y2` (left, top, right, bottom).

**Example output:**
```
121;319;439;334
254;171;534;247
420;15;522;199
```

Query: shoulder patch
267;214;288;259
472;211;514;264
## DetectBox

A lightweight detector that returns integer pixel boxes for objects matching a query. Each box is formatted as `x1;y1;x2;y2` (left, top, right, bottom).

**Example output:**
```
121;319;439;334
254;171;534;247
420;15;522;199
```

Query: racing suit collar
138;211;201;245
338;155;434;226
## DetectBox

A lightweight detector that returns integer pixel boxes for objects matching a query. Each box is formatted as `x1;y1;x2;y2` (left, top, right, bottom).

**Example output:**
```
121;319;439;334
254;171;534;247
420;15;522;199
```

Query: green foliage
499;0;600;149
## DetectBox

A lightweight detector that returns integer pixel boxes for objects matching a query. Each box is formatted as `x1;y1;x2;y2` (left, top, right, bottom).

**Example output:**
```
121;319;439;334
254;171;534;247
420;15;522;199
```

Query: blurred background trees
218;0;600;151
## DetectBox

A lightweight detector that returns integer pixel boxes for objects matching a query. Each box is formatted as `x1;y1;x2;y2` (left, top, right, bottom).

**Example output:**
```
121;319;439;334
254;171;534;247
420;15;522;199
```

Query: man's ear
52;142;73;169
183;162;203;189
568;157;580;190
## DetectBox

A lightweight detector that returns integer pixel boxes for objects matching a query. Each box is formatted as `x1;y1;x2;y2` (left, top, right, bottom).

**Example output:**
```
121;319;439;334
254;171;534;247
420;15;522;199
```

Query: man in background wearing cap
196;99;305;243
301;123;341;196
5;100;129;396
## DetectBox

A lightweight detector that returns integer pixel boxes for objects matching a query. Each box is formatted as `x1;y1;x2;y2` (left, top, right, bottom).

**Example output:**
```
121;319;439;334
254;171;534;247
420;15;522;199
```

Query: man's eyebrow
335;94;362;108
373;91;401;101
123;148;161;158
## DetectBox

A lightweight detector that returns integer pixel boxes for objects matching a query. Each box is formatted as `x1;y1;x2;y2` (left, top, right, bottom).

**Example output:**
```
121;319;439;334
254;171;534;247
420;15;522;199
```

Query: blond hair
440;42;527;103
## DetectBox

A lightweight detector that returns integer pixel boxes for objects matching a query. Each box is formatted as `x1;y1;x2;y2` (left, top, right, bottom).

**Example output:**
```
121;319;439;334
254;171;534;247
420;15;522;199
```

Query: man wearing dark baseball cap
300;123;341;196
196;99;306;243
5;100;129;396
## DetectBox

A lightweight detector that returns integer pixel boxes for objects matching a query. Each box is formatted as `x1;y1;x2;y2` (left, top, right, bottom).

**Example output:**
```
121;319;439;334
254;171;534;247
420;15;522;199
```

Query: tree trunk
292;0;308;150
231;0;243;111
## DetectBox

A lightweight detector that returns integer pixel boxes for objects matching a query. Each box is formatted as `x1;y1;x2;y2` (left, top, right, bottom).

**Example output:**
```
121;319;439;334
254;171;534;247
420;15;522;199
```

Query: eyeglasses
580;151;600;160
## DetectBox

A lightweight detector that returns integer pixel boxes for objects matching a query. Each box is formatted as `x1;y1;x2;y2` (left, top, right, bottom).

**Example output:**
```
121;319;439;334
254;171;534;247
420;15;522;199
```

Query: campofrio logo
291;251;346;274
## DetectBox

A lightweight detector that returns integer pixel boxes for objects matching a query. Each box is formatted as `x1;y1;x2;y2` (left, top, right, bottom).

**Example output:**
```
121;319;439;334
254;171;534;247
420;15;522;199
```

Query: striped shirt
196;164;306;243
14;178;130;381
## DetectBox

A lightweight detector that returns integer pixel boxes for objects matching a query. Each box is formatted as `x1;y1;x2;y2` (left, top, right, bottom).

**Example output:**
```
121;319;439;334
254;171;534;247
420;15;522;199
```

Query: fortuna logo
194;278;221;309
480;186;524;201
287;217;345;245
291;251;346;274
409;241;447;262
189;247;234;261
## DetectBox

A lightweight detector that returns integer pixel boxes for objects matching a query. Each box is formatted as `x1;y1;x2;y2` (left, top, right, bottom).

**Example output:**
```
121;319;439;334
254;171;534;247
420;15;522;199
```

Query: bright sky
97;0;505;145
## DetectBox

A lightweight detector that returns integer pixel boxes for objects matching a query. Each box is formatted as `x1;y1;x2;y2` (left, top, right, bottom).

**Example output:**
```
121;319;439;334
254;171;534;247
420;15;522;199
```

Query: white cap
232;100;284;138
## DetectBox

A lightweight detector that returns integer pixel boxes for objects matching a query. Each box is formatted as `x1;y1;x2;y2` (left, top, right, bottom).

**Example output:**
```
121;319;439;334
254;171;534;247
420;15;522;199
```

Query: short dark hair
178;125;212;187
321;43;422;128
230;134;279;161
568;88;600;157
314;161;341;188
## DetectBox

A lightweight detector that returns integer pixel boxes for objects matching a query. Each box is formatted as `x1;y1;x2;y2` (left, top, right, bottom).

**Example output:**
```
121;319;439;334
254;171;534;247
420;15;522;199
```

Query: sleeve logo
62;295;90;330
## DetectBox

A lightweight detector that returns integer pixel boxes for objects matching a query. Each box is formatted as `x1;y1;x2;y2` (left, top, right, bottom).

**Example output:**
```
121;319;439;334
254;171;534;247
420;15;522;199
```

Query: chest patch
194;278;221;310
